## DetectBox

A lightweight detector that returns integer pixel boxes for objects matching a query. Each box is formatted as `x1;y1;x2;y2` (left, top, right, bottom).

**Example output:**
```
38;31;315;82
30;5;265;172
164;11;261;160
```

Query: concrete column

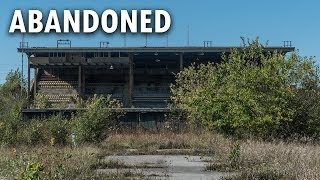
128;53;134;107
27;59;30;107
78;65;82;97
33;67;37;99
82;67;85;98
179;53;183;71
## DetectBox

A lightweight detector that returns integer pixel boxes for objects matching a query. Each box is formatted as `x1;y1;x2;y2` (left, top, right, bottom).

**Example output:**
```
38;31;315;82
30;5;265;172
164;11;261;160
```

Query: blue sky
0;0;319;83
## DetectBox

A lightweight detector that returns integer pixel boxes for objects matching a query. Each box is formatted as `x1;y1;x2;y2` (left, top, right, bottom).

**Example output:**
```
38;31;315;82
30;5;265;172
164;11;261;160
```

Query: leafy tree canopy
171;38;320;138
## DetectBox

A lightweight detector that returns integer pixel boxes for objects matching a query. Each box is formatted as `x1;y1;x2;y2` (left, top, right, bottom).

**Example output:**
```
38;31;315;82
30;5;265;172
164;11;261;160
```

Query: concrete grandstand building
18;40;294;127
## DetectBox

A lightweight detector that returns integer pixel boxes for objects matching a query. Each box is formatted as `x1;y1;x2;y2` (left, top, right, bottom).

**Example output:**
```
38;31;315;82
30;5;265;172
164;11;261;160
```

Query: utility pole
21;34;24;96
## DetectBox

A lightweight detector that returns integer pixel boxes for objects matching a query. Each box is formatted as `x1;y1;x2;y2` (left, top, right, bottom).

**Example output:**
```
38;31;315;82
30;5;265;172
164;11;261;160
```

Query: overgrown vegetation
0;146;104;179
103;132;320;179
171;37;320;139
17;114;70;145
0;70;27;145
32;93;52;109
1;37;320;179
1;132;319;179
72;94;124;143
0;71;124;146
18;161;44;180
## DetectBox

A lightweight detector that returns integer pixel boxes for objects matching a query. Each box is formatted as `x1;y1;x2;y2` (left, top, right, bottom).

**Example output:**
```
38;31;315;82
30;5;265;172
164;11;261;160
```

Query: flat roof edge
22;108;171;113
17;46;295;53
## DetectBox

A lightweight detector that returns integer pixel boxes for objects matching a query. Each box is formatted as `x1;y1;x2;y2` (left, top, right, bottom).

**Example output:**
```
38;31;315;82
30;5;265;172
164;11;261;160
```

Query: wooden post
128;53;134;107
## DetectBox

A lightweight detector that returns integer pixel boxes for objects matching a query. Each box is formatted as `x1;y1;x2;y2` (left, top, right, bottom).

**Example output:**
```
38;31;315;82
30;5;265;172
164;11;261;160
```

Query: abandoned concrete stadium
18;40;294;128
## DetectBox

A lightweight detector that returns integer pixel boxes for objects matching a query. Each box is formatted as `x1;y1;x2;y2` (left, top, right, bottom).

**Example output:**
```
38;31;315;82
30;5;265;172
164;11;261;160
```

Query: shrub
32;93;51;109
46;115;70;145
72;95;124;143
18;120;46;145
163;108;188;132
17;115;70;145
0;70;27;145
280;89;320;138
229;142;241;168
18;161;44;180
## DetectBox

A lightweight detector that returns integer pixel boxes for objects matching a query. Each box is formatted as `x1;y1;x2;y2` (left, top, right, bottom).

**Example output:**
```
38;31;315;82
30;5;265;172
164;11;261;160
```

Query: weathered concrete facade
18;45;294;126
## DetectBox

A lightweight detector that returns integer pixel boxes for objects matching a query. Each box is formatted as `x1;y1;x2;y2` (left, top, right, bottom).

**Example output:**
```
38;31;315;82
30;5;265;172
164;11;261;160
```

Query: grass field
1;132;319;179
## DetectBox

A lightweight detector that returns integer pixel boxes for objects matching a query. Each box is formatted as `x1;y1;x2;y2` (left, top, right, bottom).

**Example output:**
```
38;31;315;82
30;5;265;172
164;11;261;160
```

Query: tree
170;38;320;138
0;70;27;144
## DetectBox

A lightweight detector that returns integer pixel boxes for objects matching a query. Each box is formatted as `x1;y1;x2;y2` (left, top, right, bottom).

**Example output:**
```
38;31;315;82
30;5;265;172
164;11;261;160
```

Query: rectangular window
94;52;100;57
87;52;94;58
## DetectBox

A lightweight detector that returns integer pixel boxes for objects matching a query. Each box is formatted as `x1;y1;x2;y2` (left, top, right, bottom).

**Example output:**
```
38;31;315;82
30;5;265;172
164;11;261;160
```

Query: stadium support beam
78;65;82;97
82;68;85;99
33;67;37;99
128;53;134;107
27;59;30;108
179;53;183;71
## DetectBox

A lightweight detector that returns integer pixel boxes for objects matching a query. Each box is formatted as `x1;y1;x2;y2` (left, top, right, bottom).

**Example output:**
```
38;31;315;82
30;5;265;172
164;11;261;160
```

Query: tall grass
1;131;320;179
102;131;320;179
235;140;320;179
0;146;101;179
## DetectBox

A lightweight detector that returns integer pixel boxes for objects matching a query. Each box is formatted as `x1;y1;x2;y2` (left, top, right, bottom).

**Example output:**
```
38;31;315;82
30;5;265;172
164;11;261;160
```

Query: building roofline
18;46;295;53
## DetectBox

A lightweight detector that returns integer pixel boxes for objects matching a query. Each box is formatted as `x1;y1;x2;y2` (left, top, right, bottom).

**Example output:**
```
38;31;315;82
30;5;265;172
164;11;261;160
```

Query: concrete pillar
82;67;85;98
27;59;30;108
33;67;37;99
128;53;134;107
179;53;183;71
78;65;82;97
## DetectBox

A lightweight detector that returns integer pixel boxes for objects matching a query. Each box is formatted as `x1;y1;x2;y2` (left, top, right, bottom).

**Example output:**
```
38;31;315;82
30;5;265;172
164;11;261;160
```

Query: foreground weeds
233;140;320;179
1;132;320;179
102;132;320;179
0;145;105;179
102;131;232;156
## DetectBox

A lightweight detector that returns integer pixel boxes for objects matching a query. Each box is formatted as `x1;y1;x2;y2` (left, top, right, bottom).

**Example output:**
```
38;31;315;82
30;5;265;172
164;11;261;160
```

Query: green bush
46;115;70;145
280;89;320;138
171;38;320;138
18;120;46;145
32;93;51;109
18;161;44;180
0;70;27;145
17;115;70;145
229;142;241;168
0;118;23;145
72;95;124;143
164;108;188;132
